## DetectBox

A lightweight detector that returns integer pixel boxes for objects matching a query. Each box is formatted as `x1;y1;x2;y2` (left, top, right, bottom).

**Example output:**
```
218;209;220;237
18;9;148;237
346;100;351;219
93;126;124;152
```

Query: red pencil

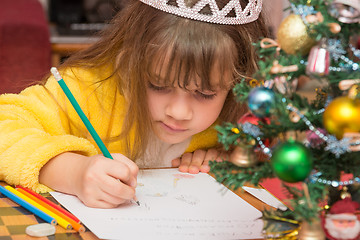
16;188;85;232
16;186;81;223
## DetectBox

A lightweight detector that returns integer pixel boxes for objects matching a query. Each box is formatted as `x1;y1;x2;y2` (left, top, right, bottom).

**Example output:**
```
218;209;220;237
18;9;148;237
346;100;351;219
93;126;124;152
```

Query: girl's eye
195;90;217;100
147;82;169;92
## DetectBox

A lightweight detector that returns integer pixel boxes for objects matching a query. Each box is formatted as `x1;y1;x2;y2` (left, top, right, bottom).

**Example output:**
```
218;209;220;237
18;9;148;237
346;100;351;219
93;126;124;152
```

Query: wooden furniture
50;32;99;66
51;42;93;66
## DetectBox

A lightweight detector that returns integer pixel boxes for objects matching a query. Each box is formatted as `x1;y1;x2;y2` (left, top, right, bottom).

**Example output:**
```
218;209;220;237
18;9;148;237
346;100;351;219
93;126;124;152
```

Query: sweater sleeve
0;73;98;193
185;122;219;154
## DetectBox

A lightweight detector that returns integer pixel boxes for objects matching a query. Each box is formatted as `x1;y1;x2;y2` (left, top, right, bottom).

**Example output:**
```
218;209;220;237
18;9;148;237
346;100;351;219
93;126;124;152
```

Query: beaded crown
139;0;263;25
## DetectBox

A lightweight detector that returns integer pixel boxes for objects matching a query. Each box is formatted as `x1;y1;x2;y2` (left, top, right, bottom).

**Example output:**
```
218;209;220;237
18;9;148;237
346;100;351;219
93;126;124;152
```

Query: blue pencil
0;185;57;225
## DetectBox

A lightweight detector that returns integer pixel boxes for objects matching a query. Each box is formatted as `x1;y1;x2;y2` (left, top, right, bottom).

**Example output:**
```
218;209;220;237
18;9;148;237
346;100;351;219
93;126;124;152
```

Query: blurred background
0;0;287;94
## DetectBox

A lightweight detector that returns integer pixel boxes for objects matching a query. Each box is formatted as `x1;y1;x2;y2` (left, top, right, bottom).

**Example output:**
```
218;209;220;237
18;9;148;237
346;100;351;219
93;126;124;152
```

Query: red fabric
260;177;303;210
0;0;51;94
330;197;360;215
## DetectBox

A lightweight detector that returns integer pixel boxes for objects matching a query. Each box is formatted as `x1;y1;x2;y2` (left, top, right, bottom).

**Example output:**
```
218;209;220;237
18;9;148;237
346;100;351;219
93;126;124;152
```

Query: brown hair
60;0;269;159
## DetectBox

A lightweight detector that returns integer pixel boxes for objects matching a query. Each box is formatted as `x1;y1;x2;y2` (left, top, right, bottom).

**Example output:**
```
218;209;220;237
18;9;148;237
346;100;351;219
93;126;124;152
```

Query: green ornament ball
271;140;313;183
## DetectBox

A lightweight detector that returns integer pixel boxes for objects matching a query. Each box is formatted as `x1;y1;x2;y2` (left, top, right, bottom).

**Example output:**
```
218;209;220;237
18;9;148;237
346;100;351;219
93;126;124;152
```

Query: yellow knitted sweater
0;67;218;193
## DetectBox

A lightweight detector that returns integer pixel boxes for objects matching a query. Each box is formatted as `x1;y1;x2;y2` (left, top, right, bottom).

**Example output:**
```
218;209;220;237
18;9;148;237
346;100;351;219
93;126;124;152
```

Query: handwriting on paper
51;169;264;240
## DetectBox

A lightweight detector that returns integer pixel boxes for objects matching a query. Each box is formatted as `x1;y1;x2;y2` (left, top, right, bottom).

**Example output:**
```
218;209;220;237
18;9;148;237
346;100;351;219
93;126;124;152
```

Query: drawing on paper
172;173;194;187
174;194;199;206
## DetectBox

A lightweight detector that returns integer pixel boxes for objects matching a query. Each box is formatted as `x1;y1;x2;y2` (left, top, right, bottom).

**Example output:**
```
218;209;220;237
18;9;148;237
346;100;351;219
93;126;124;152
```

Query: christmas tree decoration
306;39;330;76
282;130;307;142
338;79;360;91
260;38;281;53
238;112;271;125
323;96;360;139
305;129;327;148
348;84;359;98
339;186;351;199
289;111;301;123
229;145;257;167
328;22;342;34
305;12;324;24
277;14;316;55
210;0;360;238
270;140;313;183
261;214;300;239
298;219;326;240
321;197;360;240
345;132;360;152
288;104;307;123
247;86;275;118
270;61;299;75
328;0;360;24
238;112;271;144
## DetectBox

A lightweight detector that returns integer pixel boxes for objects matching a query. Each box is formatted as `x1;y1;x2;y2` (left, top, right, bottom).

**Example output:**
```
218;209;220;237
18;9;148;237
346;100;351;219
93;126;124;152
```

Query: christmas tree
210;0;360;239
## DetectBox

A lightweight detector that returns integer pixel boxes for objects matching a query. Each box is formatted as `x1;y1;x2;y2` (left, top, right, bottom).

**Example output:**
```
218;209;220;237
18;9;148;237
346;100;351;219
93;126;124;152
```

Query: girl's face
146;64;231;144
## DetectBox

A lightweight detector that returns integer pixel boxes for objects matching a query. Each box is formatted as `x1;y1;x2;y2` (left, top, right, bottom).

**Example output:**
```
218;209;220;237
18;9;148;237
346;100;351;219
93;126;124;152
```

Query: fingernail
130;179;137;188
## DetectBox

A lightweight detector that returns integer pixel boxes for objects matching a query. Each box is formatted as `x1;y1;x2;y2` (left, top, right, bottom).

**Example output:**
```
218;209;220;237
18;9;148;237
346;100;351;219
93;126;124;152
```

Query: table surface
0;181;270;240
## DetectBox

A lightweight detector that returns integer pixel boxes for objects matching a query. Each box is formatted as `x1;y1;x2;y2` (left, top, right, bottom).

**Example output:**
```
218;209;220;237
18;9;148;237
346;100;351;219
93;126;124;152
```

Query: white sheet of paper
242;186;287;211
51;169;264;240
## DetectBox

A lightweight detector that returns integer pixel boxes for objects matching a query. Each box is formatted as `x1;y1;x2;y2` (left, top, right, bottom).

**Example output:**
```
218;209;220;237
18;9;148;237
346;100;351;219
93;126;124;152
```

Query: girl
0;0;268;208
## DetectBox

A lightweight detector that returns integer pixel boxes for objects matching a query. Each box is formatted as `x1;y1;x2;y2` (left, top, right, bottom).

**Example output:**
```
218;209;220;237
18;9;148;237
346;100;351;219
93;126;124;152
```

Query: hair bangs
143;20;237;92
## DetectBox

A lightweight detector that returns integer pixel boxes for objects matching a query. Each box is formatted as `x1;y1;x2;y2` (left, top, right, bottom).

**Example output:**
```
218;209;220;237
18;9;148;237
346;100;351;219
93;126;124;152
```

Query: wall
263;0;290;37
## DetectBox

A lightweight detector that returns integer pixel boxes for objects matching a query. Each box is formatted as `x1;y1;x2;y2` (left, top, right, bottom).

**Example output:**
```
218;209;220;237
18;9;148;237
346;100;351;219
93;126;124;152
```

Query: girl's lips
160;122;187;132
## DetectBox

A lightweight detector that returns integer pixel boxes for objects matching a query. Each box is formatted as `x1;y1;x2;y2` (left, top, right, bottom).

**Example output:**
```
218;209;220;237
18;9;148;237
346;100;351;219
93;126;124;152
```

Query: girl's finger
171;157;181;167
111;153;139;176
203;149;219;165
104;159;138;188
100;176;136;202
188;150;206;174
200;149;219;173
178;152;192;172
216;151;229;162
81;197;125;209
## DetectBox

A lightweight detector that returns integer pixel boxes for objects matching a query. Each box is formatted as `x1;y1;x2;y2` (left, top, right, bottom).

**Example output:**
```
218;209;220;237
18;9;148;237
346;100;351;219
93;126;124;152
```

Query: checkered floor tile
0;191;98;240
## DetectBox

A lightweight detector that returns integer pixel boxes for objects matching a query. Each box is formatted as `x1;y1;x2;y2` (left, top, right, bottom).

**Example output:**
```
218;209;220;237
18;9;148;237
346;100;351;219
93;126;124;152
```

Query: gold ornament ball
323;96;360;139
230;146;257;168
277;14;316;55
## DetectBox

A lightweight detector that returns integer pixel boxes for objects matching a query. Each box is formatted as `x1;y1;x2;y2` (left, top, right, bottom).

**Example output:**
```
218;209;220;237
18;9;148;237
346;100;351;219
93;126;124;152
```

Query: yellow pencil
5;186;72;230
16;188;85;232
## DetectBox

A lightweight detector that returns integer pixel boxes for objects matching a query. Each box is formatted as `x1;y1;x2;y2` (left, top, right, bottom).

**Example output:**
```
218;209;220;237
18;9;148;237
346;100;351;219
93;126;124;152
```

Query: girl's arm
0;84;97;193
39;152;138;208
0;67;118;194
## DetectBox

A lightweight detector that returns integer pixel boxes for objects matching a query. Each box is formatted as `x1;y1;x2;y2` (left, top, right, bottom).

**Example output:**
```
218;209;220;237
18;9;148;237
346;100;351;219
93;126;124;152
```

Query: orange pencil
5;186;72;230
16;186;80;223
16;188;85;232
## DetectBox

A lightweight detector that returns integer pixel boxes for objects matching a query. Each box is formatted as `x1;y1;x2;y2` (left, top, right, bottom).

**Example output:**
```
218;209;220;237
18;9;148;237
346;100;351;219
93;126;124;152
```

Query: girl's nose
165;91;193;121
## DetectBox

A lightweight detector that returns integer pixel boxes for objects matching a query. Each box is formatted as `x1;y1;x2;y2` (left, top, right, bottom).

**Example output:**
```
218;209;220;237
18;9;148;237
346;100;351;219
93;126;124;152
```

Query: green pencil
50;67;140;206
51;67;112;159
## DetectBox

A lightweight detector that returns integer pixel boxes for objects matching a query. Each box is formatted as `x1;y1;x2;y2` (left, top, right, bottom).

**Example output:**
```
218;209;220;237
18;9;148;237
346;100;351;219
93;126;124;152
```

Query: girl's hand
171;149;228;174
72;153;139;208
40;152;139;208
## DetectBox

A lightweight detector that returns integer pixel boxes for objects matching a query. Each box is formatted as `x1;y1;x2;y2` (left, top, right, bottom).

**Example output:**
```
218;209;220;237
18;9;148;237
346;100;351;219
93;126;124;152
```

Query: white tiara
139;0;263;25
